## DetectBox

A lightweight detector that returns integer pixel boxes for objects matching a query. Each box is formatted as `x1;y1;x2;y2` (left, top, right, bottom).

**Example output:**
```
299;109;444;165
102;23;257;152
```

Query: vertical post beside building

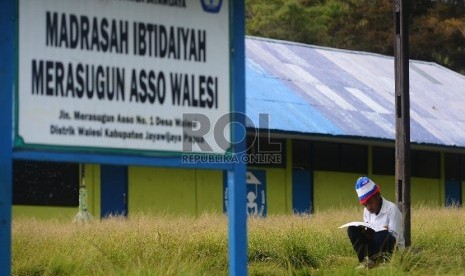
393;0;411;247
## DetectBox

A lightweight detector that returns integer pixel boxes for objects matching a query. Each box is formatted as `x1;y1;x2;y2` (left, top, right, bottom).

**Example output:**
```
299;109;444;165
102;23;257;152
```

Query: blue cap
355;176;379;204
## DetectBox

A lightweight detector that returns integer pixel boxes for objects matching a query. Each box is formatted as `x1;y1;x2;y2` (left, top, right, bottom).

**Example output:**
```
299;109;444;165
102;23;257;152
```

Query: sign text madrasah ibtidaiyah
30;11;218;109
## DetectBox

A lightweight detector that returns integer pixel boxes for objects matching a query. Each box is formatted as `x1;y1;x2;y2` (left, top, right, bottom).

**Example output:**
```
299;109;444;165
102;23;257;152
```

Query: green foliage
12;206;465;275
246;0;465;74
246;0;340;45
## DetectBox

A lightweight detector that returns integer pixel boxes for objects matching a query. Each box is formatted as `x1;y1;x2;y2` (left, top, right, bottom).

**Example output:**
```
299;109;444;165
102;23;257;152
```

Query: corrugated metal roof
245;36;465;149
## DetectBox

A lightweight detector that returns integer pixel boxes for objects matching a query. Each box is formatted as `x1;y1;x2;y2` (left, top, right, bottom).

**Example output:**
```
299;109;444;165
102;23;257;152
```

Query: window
313;142;339;171
246;135;286;167
292;139;312;169
462;155;465;181
340;144;367;173
374;148;440;178
372;147;395;175
313;142;367;173
445;153;461;180
411;150;440;178
13;160;79;206
446;153;465;181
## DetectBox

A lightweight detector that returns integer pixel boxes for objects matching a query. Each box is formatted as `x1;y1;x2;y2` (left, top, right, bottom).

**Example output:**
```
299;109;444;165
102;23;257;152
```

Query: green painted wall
127;165;291;216
128;167;222;216
263;168;288;215
286;139;293;212
411;177;441;205
126;164;293;216
85;164;101;218
313;171;361;211
463;181;465;205
195;169;224;214
312;172;443;212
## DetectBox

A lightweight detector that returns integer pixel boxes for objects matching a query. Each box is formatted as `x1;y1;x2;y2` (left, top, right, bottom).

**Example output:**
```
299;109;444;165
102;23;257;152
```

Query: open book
338;221;386;232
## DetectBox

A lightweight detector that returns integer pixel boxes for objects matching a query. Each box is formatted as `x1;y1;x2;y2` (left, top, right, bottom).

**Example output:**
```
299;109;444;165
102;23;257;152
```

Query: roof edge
246;35;465;79
246;128;465;152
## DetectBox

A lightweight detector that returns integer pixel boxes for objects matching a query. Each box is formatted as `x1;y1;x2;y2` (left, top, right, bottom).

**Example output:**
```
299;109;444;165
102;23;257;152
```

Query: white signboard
17;0;230;154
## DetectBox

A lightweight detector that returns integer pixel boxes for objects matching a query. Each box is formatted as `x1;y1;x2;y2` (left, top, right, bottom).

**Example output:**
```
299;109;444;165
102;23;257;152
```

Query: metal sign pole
0;1;15;274
229;1;247;275
394;0;411;247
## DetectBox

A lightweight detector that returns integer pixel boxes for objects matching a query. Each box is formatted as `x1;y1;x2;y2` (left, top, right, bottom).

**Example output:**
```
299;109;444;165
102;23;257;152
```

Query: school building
13;36;465;219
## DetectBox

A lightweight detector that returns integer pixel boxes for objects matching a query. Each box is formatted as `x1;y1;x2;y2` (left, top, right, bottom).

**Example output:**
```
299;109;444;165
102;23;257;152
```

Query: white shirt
364;196;405;248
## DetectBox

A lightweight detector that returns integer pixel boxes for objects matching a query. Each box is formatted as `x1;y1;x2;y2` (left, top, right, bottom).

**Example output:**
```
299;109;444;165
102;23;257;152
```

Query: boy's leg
347;226;370;262
369;230;396;260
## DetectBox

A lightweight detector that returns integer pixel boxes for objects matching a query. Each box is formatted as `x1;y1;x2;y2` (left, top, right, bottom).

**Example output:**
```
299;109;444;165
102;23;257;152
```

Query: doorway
292;169;313;214
101;165;128;217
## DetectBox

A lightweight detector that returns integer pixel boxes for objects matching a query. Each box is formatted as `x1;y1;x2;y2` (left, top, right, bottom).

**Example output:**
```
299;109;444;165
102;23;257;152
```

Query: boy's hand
360;226;375;239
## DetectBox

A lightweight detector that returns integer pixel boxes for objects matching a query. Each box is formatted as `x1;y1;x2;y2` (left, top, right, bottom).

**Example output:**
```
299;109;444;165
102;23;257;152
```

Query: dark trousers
347;226;397;262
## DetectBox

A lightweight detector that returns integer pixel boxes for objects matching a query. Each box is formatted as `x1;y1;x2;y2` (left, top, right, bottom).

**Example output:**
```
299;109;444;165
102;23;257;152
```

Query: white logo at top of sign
200;0;223;13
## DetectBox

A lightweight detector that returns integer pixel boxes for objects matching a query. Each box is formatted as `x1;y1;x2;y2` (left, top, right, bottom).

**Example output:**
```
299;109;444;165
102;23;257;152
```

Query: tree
410;1;465;74
246;0;465;74
246;0;332;45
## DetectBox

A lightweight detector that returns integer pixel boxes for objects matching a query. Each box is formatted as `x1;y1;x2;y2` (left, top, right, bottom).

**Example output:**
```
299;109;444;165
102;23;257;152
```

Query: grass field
12;205;465;275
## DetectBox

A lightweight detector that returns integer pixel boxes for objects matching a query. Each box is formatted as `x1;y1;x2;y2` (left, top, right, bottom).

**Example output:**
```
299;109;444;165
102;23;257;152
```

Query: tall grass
12;206;465;275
